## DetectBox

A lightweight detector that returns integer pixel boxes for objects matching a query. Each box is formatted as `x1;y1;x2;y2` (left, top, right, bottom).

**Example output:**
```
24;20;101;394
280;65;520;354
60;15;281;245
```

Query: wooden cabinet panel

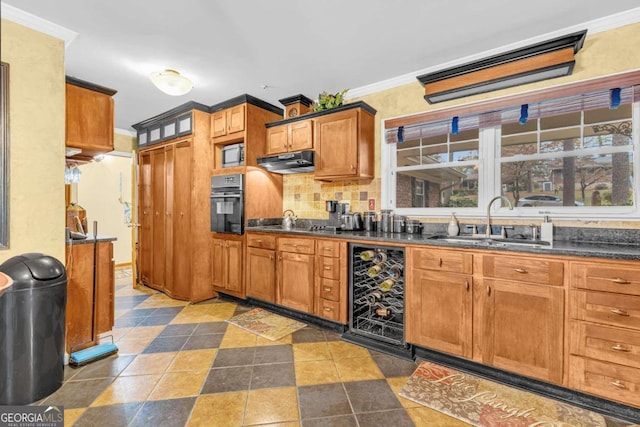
212;105;246;139
95;242;115;335
65;83;114;152
246;247;276;303
570;290;640;331
211;237;243;295
163;146;174;293
247;233;276;250
314;109;359;178
318;257;340;280
266;120;313;155
316;240;340;258
138;152;152;285
482;278;564;383
319;278;340;302
278;251;314;313
211;238;224;288
569;321;640;369
569;355;640;407
317;298;341;322
407;268;473;358
411;248;472;274
277;237;315;255
150;149;166;289
267;125;289;154
171;142;192;299
483;255;564;286
571;263;640;296
212;111;227;138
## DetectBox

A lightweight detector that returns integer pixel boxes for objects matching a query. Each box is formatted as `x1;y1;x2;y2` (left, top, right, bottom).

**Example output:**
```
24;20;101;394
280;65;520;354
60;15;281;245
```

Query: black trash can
0;253;67;405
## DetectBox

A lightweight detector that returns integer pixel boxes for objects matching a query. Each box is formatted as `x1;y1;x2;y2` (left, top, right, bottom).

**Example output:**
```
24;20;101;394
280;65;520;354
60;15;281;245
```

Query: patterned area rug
226;308;307;341
399;361;634;427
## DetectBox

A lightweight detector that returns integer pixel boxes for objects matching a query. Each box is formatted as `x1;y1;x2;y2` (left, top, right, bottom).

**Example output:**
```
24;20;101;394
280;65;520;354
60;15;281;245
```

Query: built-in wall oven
210;173;244;234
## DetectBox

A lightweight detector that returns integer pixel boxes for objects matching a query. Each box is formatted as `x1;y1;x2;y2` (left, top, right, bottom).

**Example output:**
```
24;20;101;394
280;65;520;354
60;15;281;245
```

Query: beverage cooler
348;244;408;352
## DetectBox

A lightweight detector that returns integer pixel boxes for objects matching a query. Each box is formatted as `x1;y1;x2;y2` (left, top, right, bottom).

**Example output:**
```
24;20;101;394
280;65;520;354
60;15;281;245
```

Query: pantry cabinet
136;108;213;303
212;237;244;297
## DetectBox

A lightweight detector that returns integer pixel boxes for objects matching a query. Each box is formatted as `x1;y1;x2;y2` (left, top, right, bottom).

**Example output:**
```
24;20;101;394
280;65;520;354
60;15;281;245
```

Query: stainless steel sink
427;235;550;249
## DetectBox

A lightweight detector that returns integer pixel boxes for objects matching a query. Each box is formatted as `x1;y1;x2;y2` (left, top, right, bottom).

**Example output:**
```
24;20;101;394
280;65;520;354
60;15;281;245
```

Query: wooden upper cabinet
65;79;116;158
266;120;313;155
212;104;246;139
314;106;374;181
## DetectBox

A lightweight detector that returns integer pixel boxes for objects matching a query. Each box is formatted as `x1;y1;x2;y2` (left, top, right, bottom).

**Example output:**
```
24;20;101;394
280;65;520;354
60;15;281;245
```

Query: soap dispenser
540;216;553;244
447;213;460;237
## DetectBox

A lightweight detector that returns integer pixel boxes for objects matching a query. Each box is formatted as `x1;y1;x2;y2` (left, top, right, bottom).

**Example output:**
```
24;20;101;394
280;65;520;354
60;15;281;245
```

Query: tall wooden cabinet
135;107;213;302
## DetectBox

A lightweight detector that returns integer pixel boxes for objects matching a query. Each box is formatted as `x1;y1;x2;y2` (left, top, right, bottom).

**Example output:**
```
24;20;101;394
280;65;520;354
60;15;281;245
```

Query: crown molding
347;7;640;100
0;2;77;48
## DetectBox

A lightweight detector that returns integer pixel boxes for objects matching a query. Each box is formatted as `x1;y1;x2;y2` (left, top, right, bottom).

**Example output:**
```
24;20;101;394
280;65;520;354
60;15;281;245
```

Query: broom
69;221;118;366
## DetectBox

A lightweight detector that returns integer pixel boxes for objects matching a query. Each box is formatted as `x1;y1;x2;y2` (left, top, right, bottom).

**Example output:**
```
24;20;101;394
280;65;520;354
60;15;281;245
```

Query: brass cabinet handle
612;343;631;352
324;307;333;312
323;287;331;292
292;244;298;248
278;255;282;261
351;165;356;170
323;247;332;251
465;281;469;291
269;254;274;260
438;258;443;267
255;239;262;243
611;308;630;316
514;268;528;274
611;380;627;389
324;266;332;270
487;286;491;296
611;277;631;285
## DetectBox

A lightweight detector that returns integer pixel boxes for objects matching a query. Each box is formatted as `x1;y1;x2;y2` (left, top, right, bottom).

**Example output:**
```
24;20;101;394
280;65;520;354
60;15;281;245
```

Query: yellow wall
0;20;65;264
283;21;640;225
114;132;134;153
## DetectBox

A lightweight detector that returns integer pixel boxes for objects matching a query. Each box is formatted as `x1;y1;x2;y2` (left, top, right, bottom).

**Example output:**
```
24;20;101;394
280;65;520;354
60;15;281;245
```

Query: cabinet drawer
483;255;564;286
411;248;472;274
277;237;314;254
319;278;340;302
247;234;276;250
570;290;640;331
317;298;341;322
569;321;640;369
318;257;340;280
571;263;640;296
569;355;640;407
316;240;340;258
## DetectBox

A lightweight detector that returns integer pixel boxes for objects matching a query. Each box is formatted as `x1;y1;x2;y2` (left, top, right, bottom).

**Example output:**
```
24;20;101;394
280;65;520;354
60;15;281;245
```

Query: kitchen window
383;84;640;220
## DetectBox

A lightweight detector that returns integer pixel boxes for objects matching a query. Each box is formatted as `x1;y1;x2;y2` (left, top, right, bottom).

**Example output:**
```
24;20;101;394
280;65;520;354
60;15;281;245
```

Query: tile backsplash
282;174;381;218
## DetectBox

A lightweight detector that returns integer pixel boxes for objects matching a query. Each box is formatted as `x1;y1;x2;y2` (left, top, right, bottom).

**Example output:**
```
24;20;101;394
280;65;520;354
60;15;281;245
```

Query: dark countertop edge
66;234;117;245
265;101;377;128
245;227;640;261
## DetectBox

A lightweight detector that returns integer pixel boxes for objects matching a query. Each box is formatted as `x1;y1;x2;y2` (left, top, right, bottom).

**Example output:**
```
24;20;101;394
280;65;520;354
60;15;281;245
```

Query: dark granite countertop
66;234;117;245
246;226;640;261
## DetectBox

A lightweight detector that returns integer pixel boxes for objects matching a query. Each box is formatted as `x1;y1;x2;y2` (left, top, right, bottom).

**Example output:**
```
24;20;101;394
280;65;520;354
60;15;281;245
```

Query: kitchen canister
379;209;393;233
393;216;405;233
406;220;422;234
364;211;377;231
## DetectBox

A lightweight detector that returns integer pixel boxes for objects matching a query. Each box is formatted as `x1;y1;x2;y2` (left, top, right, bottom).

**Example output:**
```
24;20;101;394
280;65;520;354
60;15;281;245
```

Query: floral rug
226;308;307;341
399;360;635;427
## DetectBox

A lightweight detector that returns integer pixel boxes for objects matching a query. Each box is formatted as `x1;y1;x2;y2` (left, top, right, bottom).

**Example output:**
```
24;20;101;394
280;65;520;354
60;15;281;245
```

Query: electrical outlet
368;198;375;210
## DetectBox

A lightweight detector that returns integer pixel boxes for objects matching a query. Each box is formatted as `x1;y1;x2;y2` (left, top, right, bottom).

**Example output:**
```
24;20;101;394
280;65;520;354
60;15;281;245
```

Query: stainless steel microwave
222;143;244;168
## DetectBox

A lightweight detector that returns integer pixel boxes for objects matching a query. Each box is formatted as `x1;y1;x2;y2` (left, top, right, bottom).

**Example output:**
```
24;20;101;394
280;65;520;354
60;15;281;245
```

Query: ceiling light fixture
416;30;587;104
150;69;193;96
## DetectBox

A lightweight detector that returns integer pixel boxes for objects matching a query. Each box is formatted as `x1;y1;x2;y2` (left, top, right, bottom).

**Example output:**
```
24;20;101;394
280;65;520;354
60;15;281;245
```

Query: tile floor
44;268;471;426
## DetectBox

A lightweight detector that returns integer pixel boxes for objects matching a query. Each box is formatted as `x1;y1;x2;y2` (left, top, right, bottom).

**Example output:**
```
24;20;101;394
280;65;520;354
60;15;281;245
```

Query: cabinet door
150;149;166;289
227;105;246;134
289;120;313;152
96;242;115;335
314;109;358;178
163;146;174;293
278;251;314;313
138;152;153;285
267;125;289;155
65;83;114;151
246;247;276;302
407;269;472;358
212;111;227;138
483;279;564;384
211;238;224;288
224;240;243;293
171;141;192;299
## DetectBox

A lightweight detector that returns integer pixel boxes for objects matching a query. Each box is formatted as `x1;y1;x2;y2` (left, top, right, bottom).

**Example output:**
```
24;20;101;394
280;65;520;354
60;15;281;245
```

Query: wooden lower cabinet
314;239;347;323
246;247;276;303
481;278;564;384
278;251;314;313
212;237;243;297
407;269;473;358
65;241;114;353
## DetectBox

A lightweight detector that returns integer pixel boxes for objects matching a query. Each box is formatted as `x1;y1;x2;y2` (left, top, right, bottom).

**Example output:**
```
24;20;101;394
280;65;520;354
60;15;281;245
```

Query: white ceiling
3;1;640;132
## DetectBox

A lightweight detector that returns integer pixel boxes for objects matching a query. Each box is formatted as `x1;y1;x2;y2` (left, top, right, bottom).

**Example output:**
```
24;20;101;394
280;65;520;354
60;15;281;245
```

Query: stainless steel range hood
256;150;314;174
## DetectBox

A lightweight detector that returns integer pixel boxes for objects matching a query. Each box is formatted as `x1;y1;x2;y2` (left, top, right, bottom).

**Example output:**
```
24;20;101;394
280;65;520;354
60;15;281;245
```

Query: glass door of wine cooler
349;244;405;346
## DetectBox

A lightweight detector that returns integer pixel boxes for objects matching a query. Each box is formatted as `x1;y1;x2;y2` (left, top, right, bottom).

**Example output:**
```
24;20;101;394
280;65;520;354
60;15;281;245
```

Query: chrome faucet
485;196;513;237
